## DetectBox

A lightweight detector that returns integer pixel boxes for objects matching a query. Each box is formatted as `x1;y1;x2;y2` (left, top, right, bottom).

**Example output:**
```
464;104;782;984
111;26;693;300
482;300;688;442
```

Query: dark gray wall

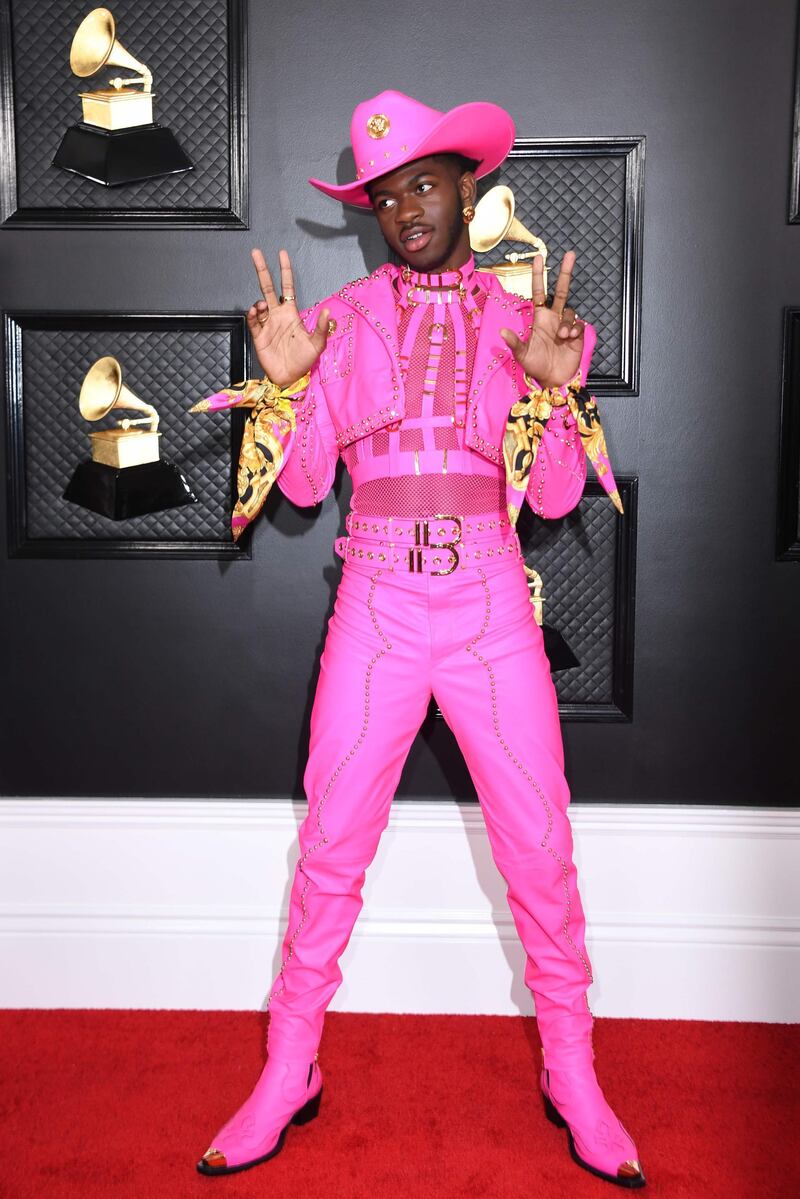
1;0;798;802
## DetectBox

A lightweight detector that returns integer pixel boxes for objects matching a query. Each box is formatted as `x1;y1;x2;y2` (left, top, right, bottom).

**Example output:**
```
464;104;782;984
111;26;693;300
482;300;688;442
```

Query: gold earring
462;204;475;224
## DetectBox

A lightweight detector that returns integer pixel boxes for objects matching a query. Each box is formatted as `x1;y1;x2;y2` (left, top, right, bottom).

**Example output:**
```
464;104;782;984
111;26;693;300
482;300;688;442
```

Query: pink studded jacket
191;260;622;541
275;262;620;522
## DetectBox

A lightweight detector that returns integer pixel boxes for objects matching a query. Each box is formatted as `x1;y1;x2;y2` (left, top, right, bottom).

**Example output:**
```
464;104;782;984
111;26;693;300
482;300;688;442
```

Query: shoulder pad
299;291;351;329
337;262;394;296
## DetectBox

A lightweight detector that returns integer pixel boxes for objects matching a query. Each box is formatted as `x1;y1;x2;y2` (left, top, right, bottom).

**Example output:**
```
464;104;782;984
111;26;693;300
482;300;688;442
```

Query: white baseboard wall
0;799;797;1021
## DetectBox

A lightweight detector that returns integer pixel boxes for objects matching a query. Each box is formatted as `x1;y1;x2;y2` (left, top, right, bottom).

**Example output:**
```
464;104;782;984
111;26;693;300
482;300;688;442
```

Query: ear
458;169;477;209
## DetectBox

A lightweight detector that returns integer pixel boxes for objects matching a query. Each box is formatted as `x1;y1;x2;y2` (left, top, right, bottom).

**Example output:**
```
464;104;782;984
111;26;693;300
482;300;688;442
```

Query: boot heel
542;1092;567;1128
291;1087;322;1126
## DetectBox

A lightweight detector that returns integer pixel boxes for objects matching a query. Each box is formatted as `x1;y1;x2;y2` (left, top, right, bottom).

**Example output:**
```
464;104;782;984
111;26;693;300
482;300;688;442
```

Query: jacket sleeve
274;301;340;507
524;320;596;520
276;372;339;507
524;403;588;519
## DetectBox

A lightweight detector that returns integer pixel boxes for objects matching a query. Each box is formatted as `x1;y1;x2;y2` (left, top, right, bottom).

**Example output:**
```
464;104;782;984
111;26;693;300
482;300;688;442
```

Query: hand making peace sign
499;251;587;390
247;248;331;388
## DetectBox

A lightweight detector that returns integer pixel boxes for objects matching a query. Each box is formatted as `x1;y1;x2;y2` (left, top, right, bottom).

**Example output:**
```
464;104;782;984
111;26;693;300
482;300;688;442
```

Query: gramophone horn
78;356;159;430
69;7;152;89
470;185;544;254
471;185;515;254
470;185;549;298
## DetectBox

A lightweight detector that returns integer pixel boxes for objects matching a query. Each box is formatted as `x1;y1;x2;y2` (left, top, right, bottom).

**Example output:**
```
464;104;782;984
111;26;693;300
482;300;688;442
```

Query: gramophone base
541;624;580;672
64;459;197;519
52;122;194;186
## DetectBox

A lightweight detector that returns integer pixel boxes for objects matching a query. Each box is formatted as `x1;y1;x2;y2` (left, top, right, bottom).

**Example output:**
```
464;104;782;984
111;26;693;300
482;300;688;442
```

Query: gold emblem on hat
366;113;390;139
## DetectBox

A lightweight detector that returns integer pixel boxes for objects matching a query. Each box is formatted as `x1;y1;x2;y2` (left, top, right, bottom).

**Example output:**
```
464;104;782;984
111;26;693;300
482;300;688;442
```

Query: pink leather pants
266;515;595;1070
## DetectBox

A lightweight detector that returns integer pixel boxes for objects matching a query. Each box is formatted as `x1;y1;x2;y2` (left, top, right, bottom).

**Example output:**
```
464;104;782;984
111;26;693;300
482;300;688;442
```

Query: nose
395;189;424;225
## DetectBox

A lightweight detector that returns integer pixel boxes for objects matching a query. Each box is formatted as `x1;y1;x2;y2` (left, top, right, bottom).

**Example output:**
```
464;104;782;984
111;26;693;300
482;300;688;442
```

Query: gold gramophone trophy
63;356;196;519
523;565;579;671
52;7;193;186
472;192;576;671
470;185;549;299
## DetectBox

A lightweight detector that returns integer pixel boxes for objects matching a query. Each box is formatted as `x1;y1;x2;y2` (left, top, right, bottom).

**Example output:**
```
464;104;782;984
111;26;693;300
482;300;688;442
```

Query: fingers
550;250;576;317
499;326;527;362
279;249;297;305
248;247;299;335
556;305;573;339
308;307;331;354
556;305;586;340
246;305;260;335
246;300;270;336
251;248;278;305
531;254;547;308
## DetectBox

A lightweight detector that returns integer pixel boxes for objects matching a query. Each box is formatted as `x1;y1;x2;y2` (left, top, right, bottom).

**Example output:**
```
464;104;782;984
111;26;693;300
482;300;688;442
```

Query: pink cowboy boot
538;1017;645;1189
196;1053;323;1176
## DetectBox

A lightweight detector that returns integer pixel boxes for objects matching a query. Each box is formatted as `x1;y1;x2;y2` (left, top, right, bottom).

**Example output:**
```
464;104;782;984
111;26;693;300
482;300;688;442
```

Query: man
194;89;644;1188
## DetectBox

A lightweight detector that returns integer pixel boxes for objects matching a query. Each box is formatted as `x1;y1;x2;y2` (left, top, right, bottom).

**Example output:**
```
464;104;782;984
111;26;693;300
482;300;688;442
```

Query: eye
376;197;396;210
416;181;433;194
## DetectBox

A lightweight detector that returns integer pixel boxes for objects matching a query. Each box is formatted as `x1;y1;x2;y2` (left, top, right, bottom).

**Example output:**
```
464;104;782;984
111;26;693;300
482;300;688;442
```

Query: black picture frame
480;137;645;396
777;308;800;560
790;8;800;224
3;310;250;558
554;476;638;722
429;475;638;723
0;0;247;228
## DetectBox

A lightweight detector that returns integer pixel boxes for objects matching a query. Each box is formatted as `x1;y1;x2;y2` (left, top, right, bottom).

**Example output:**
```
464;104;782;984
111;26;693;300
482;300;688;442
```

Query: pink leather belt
334;512;522;576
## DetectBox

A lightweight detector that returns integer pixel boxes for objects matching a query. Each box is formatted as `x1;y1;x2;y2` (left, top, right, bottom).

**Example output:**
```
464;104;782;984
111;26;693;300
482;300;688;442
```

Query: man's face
367;155;475;272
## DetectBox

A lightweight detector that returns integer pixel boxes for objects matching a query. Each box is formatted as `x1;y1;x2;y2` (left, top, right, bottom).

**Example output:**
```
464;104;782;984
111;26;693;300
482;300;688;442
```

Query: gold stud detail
366;113;390;138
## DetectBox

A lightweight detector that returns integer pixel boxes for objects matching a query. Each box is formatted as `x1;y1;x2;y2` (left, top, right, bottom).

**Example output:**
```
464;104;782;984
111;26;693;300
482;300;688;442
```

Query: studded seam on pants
267;571;395;1008
265;548;596;1067
466;567;594;987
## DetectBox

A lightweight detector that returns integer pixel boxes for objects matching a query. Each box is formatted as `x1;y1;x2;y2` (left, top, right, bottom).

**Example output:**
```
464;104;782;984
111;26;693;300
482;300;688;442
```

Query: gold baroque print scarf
503;373;624;526
189;373;310;541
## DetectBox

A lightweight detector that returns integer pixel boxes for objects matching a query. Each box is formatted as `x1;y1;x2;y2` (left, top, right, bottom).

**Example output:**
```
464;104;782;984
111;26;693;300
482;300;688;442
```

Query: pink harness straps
342;255;508;519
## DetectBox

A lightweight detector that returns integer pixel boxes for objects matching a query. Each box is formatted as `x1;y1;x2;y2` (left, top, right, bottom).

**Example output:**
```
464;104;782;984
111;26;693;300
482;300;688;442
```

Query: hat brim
308;100;515;209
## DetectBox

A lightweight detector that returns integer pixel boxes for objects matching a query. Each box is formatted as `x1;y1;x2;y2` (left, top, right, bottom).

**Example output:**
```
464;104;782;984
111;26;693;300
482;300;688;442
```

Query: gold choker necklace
399;263;473;304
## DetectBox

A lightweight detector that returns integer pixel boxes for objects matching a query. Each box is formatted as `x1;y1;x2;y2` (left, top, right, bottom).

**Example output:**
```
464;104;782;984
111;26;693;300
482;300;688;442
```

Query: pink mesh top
276;256;588;521
340;255;506;518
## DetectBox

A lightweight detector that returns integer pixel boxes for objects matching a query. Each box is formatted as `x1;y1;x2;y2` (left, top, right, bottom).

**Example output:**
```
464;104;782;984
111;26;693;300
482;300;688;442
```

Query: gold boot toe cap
200;1147;227;1169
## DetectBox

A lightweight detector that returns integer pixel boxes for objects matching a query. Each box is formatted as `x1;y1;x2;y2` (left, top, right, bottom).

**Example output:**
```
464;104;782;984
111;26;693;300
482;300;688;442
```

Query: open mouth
400;226;433;252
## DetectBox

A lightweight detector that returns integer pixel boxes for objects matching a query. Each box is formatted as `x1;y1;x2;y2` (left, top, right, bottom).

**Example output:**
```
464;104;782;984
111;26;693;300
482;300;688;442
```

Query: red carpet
0;1011;797;1198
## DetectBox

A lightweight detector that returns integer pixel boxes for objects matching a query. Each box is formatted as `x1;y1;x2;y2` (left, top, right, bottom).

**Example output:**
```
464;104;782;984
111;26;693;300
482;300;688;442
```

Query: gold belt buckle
408;514;462;575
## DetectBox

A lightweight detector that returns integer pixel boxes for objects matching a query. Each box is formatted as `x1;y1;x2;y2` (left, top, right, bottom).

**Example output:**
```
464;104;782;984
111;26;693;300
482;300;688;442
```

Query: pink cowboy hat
308;89;515;209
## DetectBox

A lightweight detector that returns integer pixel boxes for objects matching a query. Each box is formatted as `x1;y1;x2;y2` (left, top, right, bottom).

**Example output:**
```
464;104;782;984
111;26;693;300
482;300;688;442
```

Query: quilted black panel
10;0;230;210
777;308;800;559
480;147;633;383
518;494;619;706
21;325;233;540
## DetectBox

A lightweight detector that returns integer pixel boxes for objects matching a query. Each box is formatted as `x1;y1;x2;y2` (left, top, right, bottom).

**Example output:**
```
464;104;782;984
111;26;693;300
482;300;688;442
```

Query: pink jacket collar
333;263;530;461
